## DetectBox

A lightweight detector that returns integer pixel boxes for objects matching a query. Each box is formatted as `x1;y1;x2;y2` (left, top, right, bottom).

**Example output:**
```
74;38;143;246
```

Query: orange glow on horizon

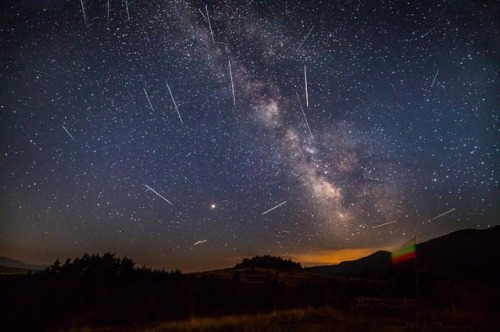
290;248;386;267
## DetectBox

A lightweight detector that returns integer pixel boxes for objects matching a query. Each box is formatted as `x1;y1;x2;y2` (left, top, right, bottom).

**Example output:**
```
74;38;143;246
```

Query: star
0;0;497;272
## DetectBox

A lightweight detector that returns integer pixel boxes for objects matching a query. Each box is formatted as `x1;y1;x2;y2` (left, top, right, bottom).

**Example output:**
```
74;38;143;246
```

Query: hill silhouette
0;256;46;273
417;226;500;276
308;250;392;277
308;226;500;280
234;255;302;271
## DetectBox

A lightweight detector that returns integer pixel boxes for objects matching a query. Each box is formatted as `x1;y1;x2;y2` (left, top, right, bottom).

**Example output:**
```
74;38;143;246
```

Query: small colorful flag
391;237;416;264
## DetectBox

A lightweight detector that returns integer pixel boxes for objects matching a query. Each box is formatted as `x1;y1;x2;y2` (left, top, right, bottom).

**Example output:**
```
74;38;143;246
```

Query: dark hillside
308;250;391;278
416;227;500;316
417;226;500;276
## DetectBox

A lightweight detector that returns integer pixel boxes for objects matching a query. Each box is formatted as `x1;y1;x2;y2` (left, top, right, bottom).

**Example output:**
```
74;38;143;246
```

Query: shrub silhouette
234;255;302;271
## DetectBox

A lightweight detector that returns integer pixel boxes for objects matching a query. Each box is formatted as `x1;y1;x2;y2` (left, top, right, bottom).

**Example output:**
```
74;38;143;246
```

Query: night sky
1;0;498;272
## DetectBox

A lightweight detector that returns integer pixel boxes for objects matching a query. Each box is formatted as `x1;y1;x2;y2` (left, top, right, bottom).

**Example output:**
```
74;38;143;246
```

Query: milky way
0;0;498;271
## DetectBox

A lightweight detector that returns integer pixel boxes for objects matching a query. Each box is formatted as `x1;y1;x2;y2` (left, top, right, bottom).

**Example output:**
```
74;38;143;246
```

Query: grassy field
78;305;496;332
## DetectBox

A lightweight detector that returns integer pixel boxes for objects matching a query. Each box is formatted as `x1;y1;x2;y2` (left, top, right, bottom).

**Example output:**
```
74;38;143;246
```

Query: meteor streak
295;90;313;139
421;27;437;38
143;88;155;112
79;0;88;27
262;201;287;215
206;5;215;45
166;82;183;125
304;65;309;107
431;69;439;87
229;60;236;106
62;125;77;141
144;184;173;205
125;0;130;21
372;220;397;229
428;208;455;222
297;26;314;51
198;8;207;21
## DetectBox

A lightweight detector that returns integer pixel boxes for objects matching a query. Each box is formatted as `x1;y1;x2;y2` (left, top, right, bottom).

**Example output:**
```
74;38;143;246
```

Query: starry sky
1;0;498;272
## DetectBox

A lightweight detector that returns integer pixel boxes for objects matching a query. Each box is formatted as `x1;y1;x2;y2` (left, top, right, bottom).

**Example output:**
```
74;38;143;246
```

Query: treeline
0;253;359;331
234;255;302;271
44;253;140;275
0;252;463;331
0;253;182;330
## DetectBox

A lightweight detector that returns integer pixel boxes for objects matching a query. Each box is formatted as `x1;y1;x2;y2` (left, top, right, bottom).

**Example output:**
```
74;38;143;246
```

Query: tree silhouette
234;255;302;271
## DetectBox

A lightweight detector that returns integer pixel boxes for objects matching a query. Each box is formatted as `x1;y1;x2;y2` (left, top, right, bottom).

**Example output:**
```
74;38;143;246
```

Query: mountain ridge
307;226;500;277
0;256;46;272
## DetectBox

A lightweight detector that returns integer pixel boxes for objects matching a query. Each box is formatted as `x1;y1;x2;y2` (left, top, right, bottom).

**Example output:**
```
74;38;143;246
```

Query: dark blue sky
1;0;498;271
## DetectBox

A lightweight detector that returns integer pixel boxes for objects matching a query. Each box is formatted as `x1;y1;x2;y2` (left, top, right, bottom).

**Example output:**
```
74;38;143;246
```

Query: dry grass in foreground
80;306;492;332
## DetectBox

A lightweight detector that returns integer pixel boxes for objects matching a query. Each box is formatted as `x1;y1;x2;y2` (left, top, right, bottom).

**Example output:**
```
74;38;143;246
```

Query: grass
78;305;494;332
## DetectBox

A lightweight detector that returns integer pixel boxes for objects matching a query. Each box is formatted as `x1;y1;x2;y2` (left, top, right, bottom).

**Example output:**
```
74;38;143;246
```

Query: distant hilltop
0;256;46;274
234;255;302;271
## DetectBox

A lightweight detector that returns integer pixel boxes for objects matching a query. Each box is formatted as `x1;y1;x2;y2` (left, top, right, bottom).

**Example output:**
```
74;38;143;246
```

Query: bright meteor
144;184;173;206
262;201;287;215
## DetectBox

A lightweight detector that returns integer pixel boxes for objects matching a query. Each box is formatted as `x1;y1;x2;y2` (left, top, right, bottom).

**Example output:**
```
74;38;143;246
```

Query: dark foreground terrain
83;306;492;332
1;227;499;331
